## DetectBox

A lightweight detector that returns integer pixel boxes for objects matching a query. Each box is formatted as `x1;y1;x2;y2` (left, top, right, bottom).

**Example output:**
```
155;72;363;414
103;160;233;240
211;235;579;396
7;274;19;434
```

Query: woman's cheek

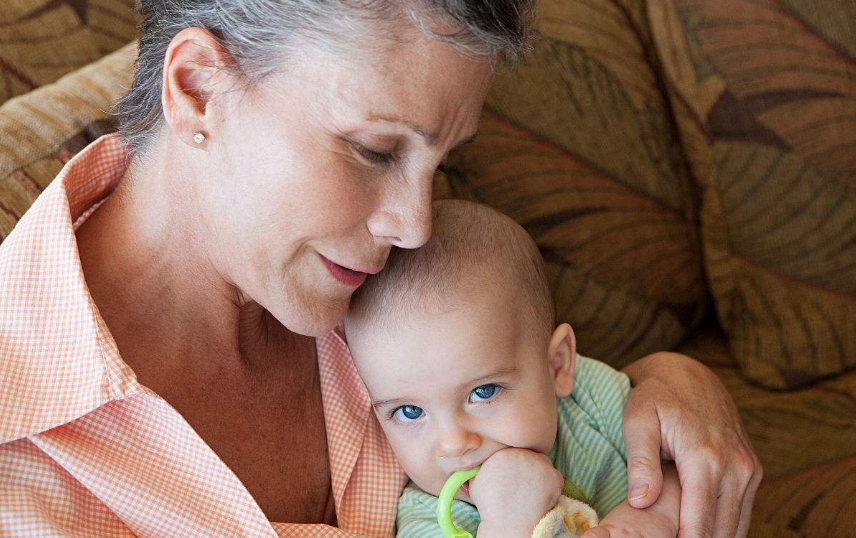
313;164;377;225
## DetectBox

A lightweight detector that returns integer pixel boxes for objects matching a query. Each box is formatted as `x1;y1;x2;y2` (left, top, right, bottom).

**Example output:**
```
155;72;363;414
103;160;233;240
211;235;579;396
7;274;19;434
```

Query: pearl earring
193;132;206;144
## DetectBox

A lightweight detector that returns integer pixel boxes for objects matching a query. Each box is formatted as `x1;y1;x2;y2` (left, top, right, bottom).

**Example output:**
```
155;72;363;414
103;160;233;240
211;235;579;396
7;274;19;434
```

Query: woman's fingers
730;451;763;538
707;428;762;538
677;442;762;538
712;480;741;538
621;385;665;509
676;458;719;538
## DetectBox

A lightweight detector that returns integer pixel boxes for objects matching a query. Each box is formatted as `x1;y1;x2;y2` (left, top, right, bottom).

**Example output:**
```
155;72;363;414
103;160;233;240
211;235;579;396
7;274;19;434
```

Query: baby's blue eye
393;405;424;422
470;384;498;402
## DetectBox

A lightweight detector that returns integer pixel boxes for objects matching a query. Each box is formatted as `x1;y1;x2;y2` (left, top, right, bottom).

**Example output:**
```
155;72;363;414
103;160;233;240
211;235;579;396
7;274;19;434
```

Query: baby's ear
548;323;576;398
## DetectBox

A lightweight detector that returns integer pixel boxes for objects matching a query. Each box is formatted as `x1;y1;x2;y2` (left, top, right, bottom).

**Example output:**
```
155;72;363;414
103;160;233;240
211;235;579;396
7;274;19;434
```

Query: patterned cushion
0;42;136;240
438;0;708;369
0;0;138;106
649;0;856;388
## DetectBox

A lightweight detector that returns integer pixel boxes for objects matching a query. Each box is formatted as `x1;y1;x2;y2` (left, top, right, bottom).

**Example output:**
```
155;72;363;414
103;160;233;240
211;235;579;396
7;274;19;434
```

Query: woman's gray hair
114;0;536;159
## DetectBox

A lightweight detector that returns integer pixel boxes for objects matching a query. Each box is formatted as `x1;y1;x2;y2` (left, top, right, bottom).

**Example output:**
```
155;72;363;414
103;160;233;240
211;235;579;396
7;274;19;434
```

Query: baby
344;200;681;538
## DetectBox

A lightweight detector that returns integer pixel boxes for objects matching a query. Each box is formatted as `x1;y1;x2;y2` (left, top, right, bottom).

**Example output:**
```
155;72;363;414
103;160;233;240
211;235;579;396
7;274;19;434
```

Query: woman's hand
620;352;763;538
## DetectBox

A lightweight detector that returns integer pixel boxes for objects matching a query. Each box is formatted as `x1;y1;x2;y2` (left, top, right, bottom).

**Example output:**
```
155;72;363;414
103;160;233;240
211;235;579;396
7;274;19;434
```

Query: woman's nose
366;173;433;249
435;420;481;459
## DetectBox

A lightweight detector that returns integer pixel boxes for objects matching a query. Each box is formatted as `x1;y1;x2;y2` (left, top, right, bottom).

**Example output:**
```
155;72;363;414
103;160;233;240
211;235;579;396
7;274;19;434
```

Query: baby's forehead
402;266;523;322
371;285;530;346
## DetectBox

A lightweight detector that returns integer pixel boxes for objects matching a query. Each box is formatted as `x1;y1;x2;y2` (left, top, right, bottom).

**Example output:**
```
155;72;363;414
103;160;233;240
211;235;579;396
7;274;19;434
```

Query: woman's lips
320;255;369;287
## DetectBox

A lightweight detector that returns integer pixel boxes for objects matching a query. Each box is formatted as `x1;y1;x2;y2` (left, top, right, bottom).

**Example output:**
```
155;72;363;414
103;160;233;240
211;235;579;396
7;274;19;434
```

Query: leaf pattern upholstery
651;0;856;389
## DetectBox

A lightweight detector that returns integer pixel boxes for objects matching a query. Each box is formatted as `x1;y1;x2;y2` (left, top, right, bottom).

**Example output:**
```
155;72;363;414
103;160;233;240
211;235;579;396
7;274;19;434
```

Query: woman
0;0;760;537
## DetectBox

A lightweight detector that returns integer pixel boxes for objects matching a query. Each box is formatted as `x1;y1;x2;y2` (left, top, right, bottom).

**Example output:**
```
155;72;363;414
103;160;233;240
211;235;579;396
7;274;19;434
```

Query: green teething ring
437;467;480;538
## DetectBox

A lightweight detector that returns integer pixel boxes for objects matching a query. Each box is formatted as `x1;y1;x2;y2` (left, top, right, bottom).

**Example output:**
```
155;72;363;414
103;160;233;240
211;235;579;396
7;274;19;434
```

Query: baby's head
345;200;577;501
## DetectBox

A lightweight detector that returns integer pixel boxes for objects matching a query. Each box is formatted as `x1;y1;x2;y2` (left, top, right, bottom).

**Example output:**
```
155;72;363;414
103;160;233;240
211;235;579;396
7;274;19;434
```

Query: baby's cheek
403;455;447;497
502;405;557;454
384;429;445;494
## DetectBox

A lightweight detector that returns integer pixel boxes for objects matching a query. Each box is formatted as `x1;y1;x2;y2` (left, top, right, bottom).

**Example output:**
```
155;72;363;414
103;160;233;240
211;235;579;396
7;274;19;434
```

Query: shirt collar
316;327;374;517
0;134;140;444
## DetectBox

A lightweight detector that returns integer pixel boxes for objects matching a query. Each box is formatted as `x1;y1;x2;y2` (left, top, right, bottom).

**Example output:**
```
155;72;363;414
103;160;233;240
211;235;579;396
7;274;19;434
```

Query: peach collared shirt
0;135;406;537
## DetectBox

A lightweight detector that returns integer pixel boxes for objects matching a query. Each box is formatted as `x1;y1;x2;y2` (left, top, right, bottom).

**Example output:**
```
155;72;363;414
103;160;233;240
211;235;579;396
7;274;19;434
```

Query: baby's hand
470;448;564;538
583;462;682;538
581;501;678;538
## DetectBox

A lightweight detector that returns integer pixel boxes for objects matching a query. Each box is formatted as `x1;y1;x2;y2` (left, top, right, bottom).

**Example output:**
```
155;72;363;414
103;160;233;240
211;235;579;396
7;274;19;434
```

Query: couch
1;0;854;536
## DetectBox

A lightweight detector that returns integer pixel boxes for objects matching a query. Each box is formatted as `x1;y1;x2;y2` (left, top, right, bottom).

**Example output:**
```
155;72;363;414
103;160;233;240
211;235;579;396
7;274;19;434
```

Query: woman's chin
268;295;350;338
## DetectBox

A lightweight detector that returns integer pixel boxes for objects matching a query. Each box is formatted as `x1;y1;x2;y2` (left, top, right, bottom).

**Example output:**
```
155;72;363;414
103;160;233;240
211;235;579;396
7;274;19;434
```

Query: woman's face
197;33;494;336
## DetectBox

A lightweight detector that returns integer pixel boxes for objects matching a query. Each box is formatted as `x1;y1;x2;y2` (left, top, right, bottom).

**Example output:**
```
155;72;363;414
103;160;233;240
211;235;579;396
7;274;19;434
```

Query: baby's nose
436;423;481;459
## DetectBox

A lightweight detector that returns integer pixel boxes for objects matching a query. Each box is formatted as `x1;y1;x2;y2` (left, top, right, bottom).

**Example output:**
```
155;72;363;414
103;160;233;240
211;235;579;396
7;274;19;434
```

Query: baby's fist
470;448;563;538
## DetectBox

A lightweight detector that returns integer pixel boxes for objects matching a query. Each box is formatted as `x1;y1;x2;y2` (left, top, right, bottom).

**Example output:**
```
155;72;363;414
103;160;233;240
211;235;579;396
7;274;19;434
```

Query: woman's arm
619;352;763;538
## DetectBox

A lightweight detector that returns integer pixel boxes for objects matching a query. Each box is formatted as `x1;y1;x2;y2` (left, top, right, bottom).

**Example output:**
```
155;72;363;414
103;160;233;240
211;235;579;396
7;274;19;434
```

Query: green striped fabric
396;355;630;538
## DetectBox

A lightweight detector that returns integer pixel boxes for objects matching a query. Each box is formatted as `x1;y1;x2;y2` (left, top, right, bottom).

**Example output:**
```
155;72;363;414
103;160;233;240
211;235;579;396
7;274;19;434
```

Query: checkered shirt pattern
0;135;407;537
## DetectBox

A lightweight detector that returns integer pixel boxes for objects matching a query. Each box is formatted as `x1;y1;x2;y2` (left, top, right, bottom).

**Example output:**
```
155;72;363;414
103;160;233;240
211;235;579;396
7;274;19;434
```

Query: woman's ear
161;27;232;147
548;323;576;398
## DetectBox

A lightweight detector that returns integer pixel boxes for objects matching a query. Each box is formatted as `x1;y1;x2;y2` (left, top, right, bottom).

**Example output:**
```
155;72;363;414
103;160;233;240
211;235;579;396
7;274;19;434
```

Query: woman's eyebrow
366;113;437;144
365;113;476;149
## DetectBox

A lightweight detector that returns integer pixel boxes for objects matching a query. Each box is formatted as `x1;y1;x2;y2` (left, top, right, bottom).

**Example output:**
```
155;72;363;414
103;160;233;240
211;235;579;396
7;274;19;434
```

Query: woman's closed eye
392;404;424;423
353;142;448;172
469;383;501;403
354;143;396;165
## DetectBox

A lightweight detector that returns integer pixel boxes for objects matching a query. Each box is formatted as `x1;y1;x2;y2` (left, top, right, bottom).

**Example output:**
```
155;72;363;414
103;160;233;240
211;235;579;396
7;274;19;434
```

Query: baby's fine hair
349;200;555;341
